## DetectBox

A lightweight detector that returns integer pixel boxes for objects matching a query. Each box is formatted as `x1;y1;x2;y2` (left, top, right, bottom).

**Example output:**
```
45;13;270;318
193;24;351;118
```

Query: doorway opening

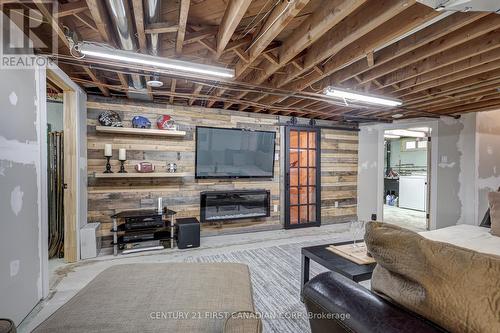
46;80;65;259
383;127;431;231
45;69;79;264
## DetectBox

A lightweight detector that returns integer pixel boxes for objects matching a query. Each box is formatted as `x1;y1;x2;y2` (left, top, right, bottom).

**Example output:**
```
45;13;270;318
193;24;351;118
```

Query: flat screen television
195;126;276;179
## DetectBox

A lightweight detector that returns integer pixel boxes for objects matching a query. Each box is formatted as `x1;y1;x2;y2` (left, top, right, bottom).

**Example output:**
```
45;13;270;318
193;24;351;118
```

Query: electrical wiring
202;0;285;106
244;0;292;53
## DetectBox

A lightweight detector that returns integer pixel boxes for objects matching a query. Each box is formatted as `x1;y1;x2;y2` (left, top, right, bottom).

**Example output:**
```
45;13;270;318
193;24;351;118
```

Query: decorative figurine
135;162;155;173
98;111;123;127
132;116;151;129
166;162;177;173
156;115;177;130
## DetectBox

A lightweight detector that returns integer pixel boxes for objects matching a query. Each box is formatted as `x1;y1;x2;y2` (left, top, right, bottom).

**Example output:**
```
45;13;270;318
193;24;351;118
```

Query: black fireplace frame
200;189;271;223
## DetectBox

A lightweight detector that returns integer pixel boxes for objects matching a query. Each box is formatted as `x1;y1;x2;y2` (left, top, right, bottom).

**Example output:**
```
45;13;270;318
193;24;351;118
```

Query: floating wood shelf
93;172;191;179
96;126;186;137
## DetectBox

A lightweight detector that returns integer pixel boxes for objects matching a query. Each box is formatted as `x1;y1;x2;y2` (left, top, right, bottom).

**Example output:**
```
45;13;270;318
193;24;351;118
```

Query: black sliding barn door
284;127;321;229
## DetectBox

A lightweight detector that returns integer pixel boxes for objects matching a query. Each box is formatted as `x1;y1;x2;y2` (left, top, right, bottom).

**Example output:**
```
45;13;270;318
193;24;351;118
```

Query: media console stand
110;208;177;255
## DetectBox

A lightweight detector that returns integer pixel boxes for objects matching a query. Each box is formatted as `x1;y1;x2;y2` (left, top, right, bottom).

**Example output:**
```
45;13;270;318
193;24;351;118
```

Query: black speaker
175;217;200;249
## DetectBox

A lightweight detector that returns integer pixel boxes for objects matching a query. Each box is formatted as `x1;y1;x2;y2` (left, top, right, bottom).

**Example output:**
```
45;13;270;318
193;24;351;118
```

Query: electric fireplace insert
200;189;271;223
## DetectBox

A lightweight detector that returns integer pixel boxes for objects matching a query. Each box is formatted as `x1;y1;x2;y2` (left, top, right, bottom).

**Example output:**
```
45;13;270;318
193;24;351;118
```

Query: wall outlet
10;260;20;277
140;198;154;207
334;201;339;208
273;204;278;212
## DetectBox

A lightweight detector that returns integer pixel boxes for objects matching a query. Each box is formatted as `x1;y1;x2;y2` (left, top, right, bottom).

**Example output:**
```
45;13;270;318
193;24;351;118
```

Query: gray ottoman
33;263;261;333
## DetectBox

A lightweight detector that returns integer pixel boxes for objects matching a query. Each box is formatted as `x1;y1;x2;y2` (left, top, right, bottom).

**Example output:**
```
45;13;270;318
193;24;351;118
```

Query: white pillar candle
118;148;126;161
104;144;112;157
157;197;163;214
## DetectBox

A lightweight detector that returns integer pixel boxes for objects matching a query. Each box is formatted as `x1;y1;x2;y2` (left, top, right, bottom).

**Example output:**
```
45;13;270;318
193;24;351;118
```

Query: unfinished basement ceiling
12;0;500;122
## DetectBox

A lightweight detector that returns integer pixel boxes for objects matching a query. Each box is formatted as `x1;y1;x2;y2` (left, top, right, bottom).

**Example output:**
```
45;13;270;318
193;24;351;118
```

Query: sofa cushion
365;222;500;333
488;191;500;236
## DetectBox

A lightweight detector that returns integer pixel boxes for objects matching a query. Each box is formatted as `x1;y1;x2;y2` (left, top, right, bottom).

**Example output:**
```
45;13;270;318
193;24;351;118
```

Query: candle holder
104;156;113;173
118;159;127;173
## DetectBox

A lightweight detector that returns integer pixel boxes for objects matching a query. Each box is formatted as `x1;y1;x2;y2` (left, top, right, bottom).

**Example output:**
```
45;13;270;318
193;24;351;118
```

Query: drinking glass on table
350;220;366;248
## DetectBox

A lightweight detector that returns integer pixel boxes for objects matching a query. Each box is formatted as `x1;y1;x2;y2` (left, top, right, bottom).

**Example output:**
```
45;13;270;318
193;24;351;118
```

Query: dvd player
123;232;155;242
124;215;164;230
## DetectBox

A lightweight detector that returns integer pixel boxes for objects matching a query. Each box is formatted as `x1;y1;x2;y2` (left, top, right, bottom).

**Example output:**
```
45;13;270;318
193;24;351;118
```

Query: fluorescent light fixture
384;134;401;139
324;87;402;107
78;43;235;78
392;113;404;119
385;129;426;138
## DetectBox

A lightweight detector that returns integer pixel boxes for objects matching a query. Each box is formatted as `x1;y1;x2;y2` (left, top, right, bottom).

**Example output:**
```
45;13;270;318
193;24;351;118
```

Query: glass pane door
285;127;320;228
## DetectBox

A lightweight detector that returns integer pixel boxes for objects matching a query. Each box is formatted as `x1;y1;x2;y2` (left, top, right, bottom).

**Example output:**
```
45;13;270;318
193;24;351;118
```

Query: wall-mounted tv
195;126;276;179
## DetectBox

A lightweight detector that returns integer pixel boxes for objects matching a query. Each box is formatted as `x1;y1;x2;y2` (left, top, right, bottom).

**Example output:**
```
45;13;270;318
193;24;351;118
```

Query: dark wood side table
301;240;376;300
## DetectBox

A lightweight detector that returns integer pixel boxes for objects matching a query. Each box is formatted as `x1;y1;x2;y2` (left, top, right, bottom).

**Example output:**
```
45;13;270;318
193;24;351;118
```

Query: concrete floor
383;205;427;232
19;223;356;333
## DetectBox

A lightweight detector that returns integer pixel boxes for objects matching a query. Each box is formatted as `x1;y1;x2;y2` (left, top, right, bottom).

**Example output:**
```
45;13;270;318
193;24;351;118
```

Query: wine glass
350;220;366;248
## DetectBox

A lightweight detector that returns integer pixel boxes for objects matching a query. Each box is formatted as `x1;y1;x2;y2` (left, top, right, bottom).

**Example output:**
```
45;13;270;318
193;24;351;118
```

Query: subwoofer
175;217;200;249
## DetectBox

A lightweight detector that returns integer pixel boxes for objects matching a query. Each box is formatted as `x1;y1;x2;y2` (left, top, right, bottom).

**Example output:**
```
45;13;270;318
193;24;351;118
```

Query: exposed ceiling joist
323;11;486;87
58;0;88;17
33;0;110;96
207;0;310;108
255;1;434;108
26;0;500;121
227;0;367;108
235;0;310;78
131;0;147;51
379;30;500;88
275;0;418;89
248;0;367;85
216;0;253;57
176;0;191;54
358;14;500;84
145;22;179;34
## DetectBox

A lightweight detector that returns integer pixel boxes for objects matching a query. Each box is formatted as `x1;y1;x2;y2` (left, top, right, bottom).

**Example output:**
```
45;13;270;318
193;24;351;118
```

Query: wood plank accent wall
86;97;358;249
320;129;358;223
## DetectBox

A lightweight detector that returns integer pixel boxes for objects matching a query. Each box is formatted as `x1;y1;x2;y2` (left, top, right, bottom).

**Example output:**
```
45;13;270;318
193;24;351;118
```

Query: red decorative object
156;115;172;129
135;162;155;173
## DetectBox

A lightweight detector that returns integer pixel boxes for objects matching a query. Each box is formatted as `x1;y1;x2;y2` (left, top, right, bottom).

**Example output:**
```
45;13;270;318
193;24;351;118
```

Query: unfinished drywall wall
357;126;382;221
0;68;42;325
457;113;477;225
476;109;500;224
435;117;464;228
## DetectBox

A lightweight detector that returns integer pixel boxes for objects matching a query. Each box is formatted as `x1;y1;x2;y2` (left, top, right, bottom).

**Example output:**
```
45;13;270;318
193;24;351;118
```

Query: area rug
184;236;352;333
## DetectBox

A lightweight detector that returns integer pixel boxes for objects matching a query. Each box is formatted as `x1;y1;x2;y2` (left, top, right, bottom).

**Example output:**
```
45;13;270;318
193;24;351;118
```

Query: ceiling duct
144;0;162;88
144;0;161;56
104;0;150;100
417;0;500;13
